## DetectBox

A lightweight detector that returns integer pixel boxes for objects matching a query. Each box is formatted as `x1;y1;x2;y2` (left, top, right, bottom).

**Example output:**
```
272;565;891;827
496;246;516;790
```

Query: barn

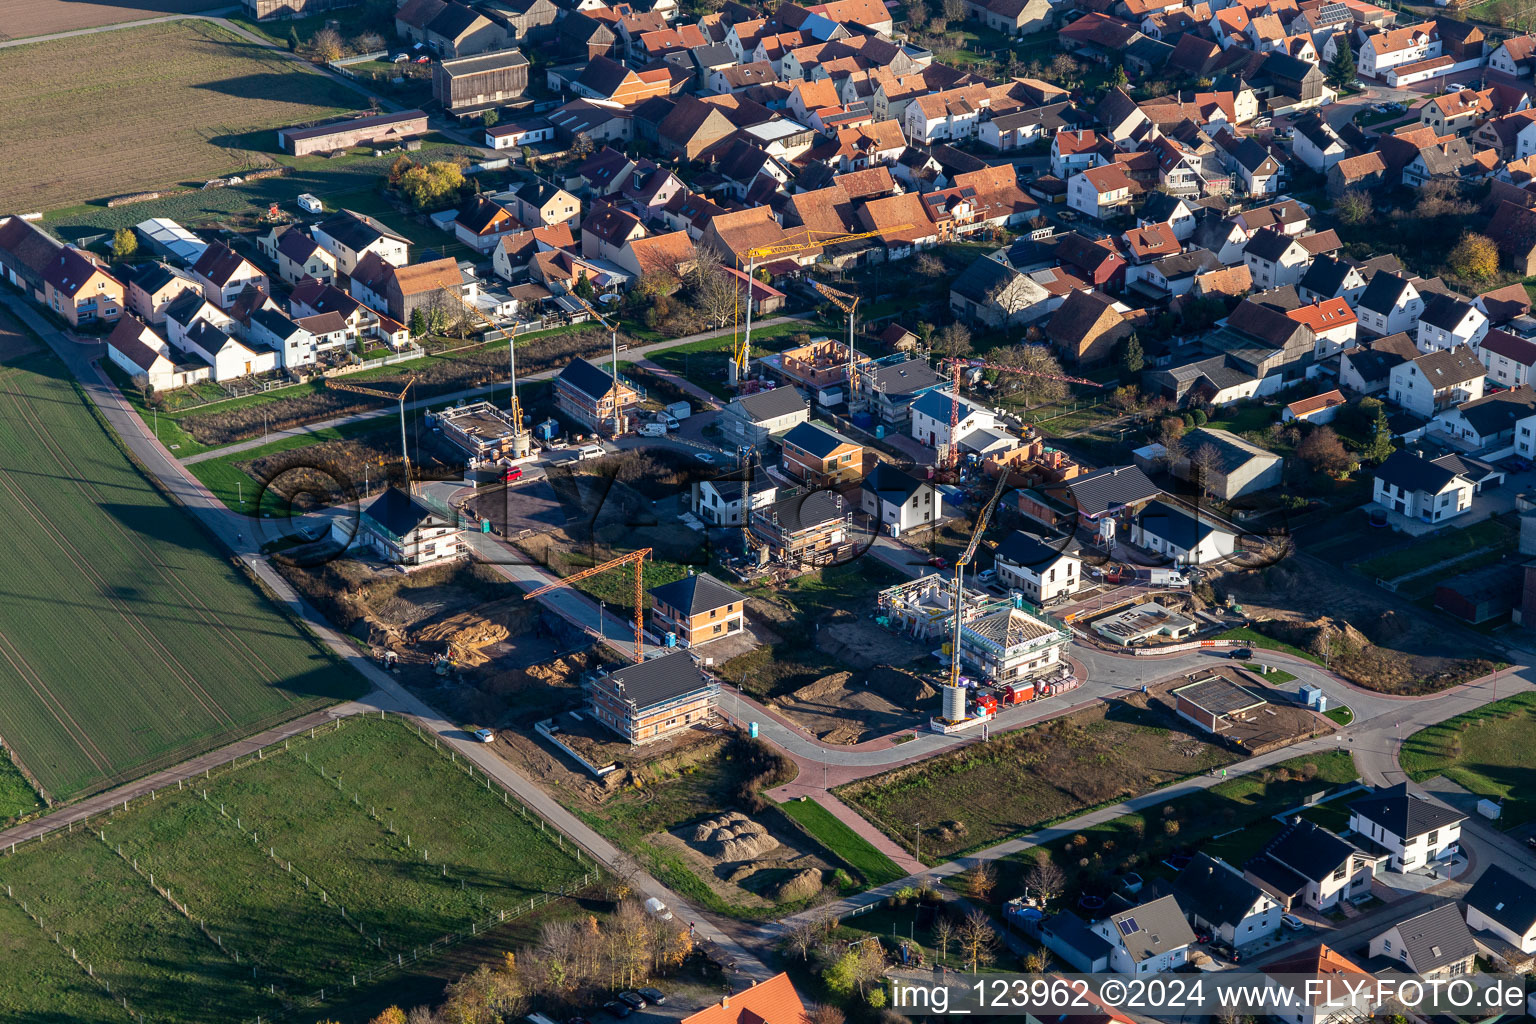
433;49;530;113
277;110;429;156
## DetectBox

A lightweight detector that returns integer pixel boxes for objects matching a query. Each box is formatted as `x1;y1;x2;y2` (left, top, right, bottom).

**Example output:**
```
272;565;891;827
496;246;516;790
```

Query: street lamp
598;600;605;641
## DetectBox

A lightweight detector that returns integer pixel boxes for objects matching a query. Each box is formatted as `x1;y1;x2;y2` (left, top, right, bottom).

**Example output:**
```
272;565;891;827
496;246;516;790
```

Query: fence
343;341;426;372
0;712;604;1024
1130;638;1240;657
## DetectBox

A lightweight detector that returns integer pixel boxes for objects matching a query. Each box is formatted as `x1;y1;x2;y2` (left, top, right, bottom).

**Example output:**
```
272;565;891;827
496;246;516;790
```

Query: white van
644;897;674;921
577;444;606;461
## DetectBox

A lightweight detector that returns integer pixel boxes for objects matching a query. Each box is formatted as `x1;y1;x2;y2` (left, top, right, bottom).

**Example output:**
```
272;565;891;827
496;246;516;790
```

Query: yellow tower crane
325;376;418;493
948;468;1013;691
522;548;652;662
447;288;532;457
730;225;908;385
809;280;863;399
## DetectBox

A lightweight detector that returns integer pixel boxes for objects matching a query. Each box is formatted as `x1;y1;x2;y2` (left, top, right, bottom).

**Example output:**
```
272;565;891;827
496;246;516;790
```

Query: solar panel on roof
1118;917;1139;935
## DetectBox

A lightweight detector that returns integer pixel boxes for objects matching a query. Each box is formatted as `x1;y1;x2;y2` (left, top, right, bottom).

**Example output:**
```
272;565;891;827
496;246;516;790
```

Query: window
1384;940;1392;953
1427;829;1438;844
1331;866;1346;880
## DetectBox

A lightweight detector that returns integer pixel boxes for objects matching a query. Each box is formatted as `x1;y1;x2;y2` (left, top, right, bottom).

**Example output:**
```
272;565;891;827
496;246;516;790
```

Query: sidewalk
180;314;811;466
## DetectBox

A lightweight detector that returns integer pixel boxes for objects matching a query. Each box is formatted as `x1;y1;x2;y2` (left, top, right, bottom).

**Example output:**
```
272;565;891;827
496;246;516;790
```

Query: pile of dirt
790;667;937;706
692;811;779;860
816;620;927;669
769;868;825;903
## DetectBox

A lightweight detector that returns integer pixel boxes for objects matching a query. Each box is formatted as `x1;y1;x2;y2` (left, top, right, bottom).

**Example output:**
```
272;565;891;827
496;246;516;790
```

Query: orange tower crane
522;548;652;662
325;376;418;492
939;357;1104;470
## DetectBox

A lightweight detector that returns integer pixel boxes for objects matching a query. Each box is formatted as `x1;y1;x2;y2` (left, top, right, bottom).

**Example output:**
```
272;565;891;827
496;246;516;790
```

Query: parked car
1448;82;1468;91
977;568;997;583
618;993;647;1010
693;452;716;464
1281;913;1305;931
602;1001;631;1019
473;728;495;743
1228;648;1253;661
414;55;431;63
929;555;948;569
1349;79;1364;89
504;466;523;483
392;53;409;62
1254;116;1273;128
638;988;666;1005
1526;836;1536;850
577;444;606;461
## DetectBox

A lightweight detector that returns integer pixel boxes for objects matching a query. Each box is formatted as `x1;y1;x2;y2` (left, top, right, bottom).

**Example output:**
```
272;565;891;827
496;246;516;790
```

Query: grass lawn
1205;402;1278;435
1352;517;1516;582
1215;626;1325;666
0;351;363;800
778;797;908;887
840;700;1242;863
0;751;44;827
1325;705;1354;726
1246;664;1298;685
0;716;591;1022
997;751;1358;901
1400;691;1536;826
187;418;397;515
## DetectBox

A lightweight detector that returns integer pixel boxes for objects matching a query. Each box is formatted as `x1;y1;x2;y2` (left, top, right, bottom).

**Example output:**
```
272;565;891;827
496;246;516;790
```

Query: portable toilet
665;632;677;648
875;425;885;439
749;722;759;738
481;519;492;533
1315;693;1328;714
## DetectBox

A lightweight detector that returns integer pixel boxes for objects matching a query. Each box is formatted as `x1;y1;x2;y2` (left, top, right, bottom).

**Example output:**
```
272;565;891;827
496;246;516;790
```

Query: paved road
180;314;811;467
0;290;776;982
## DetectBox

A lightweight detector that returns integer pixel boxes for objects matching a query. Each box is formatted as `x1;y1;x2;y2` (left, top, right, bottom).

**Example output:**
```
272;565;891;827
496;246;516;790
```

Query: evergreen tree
1110;62;1128;87
1326;44;1356;89
288;25;300;52
1365;405;1395;463
409;308;427;337
1121;333;1144;375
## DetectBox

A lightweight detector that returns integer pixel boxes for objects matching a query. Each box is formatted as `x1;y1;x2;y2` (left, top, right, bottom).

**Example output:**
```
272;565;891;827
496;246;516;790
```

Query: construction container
975;693;998;715
851;412;874;430
534;418;559;441
1002;682;1035;705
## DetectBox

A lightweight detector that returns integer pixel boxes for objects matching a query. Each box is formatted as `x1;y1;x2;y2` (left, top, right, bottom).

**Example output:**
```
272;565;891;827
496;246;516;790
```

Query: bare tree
993;344;1069;407
1157;417;1186;466
1190;442;1223;496
931;916;955;966
942;0;965;20
312;26;344;61
1025;852;1066;904
687;242;740;329
935;322;972;359
804;1004;846;1024
787;918;821;961
957;910;998;972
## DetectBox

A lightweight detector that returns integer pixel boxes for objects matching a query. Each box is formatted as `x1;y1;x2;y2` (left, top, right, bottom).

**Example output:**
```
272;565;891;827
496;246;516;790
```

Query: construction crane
809;280;863;399
948;469;1013;691
938;357;1104;470
567;291;627;437
737;444;763;557
447;287;532;457
326;376;418;493
731;225;908;385
522;548;652;662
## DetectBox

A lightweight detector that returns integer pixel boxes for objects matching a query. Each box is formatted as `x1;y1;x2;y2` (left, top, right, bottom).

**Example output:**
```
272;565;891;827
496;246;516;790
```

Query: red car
414;55;431;64
504;466;523;483
928;555;948;569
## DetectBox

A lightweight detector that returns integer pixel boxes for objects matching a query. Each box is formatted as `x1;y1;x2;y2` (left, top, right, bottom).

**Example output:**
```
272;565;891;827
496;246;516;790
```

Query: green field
1400;691;1536;826
0;351;364;800
778;797;907;887
0;748;44;827
0;716;591;1022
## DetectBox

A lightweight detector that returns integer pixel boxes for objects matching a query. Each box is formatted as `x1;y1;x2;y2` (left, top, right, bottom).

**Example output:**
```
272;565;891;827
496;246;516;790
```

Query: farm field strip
0;0;228;39
0;351;361;799
0;20;359;210
107;796;382;993
0;832;285;1024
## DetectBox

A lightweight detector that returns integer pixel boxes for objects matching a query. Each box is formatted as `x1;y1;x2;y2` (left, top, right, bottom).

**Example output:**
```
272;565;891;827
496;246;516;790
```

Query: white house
1171;853;1282;948
859;463;942;537
1050;129;1103;179
180;318;277;382
1433;387;1536;450
313;209;411;276
1291;115;1349;173
909;390;997;452
1356;273;1424;337
1090;896;1195;975
106;315;209;393
1131;500;1237;565
1243;228;1312;289
1359;22;1440;78
1480;329;1536;387
356;487;465;567
1415;293;1489;353
246;307;318;370
1347;783;1464;872
1372;449;1476;524
1388;346;1484;419
1245;820;1377;912
1488;34;1536;78
691;477;776;527
163;290;233;353
1464;865;1536;955
1367;903;1478;978
991;529;1080;604
1067;164;1135;220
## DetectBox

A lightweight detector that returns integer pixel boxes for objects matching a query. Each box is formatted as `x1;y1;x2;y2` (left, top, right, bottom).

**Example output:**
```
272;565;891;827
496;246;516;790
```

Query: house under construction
771;337;872;393
748;490;854;568
958;605;1073;685
876;573;1006;642
434;401;527;462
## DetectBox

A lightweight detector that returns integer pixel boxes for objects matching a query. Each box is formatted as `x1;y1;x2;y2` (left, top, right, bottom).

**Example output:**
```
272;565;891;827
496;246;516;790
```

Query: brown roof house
0;216;63;303
963;0;1052;36
1046;290;1134;364
256;225;338;287
190;240;269;310
368;256;475;326
44;248;125;328
648;572;746;647
1489;200;1536;276
121;261;201;326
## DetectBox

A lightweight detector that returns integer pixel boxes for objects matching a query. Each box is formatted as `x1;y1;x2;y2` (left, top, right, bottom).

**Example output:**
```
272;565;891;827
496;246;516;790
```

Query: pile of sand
693;811;779;860
790;667;937;706
770;868;825;902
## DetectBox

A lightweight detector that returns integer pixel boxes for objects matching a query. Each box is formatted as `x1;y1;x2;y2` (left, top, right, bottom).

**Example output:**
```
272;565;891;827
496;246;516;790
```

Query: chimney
721;996;730;1009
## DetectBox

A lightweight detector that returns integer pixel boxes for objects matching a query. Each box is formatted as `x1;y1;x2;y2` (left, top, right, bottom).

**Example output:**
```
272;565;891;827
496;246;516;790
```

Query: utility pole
914;820;920;863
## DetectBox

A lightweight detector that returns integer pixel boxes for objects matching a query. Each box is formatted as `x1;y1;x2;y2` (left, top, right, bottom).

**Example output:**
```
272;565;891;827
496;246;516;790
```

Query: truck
665;401;691;421
1146;568;1187;587
638;421;668;437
